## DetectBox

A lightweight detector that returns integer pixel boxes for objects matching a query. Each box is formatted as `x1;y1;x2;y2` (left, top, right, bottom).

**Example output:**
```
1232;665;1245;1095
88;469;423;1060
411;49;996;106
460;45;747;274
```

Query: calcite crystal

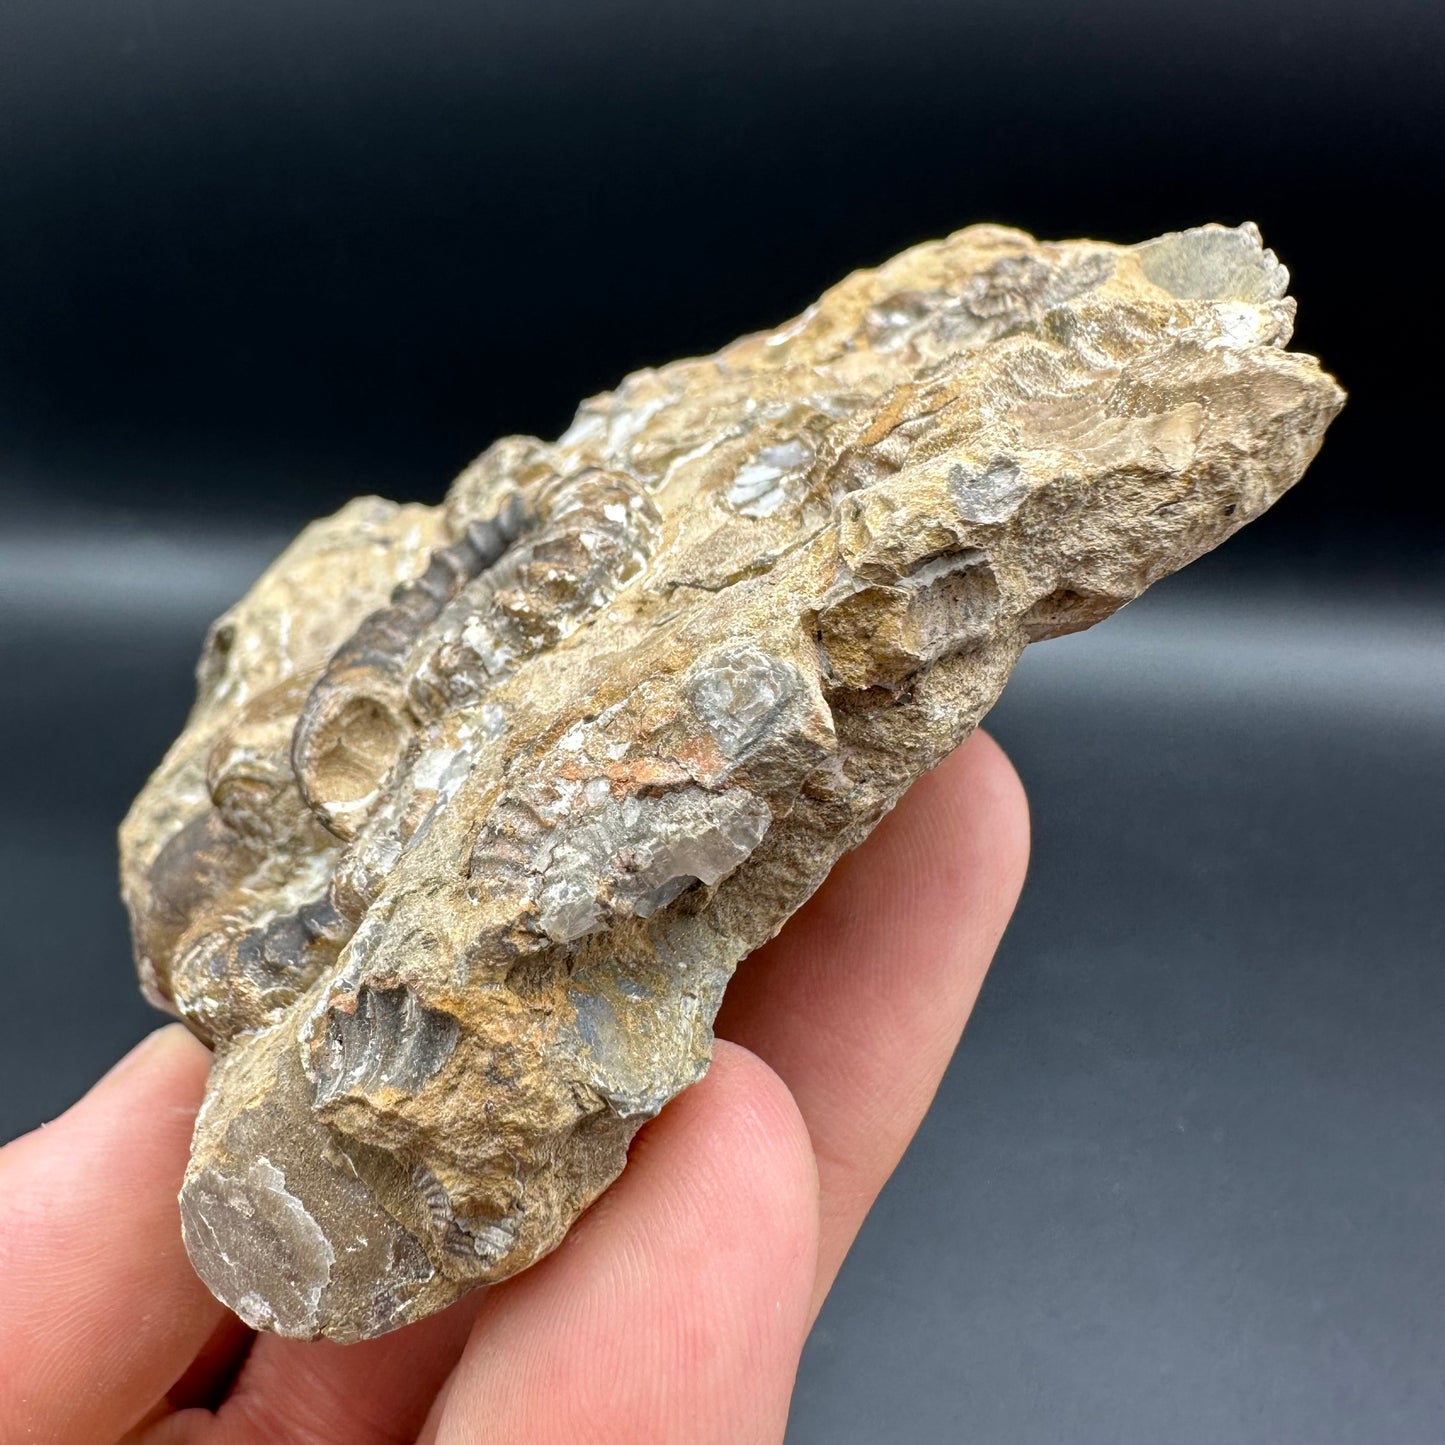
121;222;1342;1341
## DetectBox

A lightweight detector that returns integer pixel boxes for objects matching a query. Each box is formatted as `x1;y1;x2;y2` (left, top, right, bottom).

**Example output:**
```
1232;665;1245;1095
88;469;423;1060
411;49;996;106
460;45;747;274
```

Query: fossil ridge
120;222;1343;1340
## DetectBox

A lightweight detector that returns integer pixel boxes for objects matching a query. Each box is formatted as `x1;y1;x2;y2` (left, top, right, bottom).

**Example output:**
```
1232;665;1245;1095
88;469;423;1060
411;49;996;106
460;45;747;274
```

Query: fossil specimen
121;222;1342;1341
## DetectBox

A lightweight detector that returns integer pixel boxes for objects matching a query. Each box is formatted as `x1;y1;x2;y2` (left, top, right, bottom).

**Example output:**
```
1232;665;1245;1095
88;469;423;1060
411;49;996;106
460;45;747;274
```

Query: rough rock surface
120;222;1342;1341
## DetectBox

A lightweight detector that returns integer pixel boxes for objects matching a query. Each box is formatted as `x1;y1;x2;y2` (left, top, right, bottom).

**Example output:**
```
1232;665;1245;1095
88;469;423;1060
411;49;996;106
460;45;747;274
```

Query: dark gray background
1;1;1441;1441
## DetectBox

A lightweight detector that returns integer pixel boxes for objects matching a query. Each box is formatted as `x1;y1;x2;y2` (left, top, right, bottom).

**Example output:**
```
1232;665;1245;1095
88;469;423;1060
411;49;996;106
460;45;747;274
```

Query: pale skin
0;731;1028;1445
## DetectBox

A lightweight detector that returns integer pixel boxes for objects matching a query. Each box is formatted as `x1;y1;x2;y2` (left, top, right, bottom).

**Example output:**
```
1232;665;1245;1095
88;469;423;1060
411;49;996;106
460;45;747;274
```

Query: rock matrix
121;222;1343;1339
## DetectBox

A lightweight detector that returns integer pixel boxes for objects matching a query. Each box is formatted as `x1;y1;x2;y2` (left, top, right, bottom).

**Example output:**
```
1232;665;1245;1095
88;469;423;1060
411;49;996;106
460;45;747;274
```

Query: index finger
715;728;1030;1314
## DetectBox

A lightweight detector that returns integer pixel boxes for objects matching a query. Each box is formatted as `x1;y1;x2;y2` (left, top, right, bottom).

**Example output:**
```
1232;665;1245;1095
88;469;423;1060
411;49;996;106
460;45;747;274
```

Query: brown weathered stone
120;222;1342;1340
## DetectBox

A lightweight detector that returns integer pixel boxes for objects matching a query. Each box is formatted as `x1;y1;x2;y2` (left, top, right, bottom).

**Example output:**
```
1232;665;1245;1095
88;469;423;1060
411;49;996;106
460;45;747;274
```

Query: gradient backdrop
1;3;1441;1441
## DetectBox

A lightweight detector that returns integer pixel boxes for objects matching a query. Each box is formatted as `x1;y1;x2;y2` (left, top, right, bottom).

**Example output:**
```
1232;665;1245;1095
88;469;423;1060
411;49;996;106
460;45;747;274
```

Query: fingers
202;1292;482;1445
0;1025;231;1445
162;1312;255;1413
0;732;1019;1445
158;1047;816;1445
422;1042;820;1445
714;729;1029;1313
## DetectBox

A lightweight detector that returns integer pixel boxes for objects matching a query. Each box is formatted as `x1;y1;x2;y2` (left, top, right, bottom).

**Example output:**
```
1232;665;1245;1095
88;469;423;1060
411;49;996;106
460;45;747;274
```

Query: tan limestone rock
120;222;1343;1340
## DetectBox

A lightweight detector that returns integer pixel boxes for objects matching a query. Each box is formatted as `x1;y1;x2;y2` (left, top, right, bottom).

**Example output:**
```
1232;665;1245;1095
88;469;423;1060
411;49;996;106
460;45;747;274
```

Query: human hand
0;731;1027;1445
